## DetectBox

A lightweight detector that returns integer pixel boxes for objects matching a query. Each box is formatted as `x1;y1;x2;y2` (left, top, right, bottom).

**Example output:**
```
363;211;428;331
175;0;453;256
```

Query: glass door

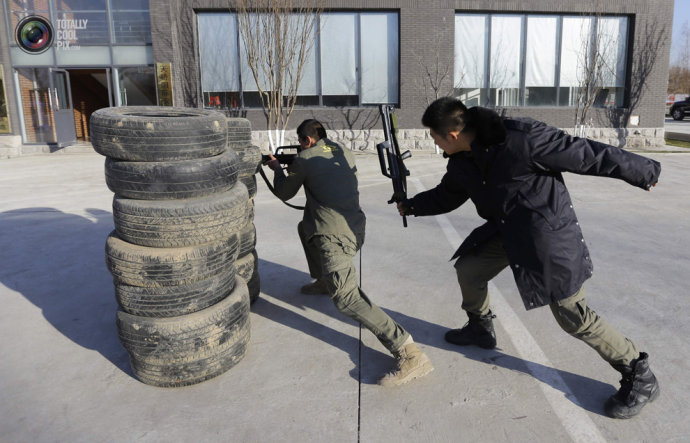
16;68;55;144
50;69;77;147
16;67;77;145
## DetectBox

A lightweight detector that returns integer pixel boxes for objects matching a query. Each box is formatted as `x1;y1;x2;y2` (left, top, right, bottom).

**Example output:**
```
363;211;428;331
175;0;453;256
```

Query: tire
115;268;237;318
112;183;250;248
105;231;238;287
236;249;257;282
105;149;239;200
117;278;250;387
237;250;261;304
237;222;257;258
240;175;257;199
232;144;262;177
91;106;227;161
248;271;260;304
226;118;252;149
247;198;255;221
672;108;685;121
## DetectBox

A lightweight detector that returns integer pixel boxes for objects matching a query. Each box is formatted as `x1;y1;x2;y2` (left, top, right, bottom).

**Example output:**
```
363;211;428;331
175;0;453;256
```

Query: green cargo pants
298;222;409;353
454;233;639;367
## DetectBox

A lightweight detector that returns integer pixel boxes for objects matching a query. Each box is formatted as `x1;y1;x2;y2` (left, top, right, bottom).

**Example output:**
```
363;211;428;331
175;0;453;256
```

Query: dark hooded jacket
409;107;661;310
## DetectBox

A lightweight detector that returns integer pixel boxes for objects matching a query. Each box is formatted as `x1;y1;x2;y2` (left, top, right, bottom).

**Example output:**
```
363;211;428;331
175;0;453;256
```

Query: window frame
197;10;400;110
454;11;630;109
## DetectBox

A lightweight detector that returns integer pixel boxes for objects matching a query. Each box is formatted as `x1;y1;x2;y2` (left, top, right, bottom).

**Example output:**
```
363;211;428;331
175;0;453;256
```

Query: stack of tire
225;118;262;305
91;106;252;387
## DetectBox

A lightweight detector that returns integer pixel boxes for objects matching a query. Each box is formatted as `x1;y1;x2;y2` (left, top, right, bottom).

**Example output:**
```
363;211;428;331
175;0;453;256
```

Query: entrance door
16;67;113;145
50;69;77;147
67;69;113;142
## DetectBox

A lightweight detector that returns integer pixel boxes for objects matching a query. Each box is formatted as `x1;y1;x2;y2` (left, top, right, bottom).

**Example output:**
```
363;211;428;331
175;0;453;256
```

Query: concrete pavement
664;117;690;142
1;149;689;442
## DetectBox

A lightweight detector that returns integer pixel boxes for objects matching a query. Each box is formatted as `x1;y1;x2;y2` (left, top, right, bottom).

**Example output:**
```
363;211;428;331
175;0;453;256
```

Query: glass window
489;15;522;106
525;16;558;106
54;11;109;45
15;68;55;143
111;10;151;44
199;13;239;92
8;0;50;10
455;13;628;109
55;0;106;10
111;0;148;8
110;0;151;44
558;17;591;107
198;11;400;109
237;13;271;108
287;14;318;106
119;66;156;106
198;13;241;109
454;14;488;107
8;0;150;47
320;13;358;106
597;17;627;107
360;12;398;104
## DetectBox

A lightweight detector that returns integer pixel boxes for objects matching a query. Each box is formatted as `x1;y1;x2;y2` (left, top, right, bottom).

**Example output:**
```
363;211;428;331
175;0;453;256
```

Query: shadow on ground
377;308;615;416
253;258;387;382
253;258;614;415
0;207;131;375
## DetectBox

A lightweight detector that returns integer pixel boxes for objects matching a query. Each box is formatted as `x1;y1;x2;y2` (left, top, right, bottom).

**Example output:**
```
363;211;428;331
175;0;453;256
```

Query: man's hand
397;199;414;216
263;154;281;171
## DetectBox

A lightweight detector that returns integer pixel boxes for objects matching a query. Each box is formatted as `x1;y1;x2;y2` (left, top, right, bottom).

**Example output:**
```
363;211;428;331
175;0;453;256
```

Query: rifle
261;145;300;167
258;145;305;210
377;105;412;227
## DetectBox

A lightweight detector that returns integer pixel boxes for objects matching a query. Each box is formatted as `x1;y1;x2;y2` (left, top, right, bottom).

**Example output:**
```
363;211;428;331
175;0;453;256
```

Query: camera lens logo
15;16;54;54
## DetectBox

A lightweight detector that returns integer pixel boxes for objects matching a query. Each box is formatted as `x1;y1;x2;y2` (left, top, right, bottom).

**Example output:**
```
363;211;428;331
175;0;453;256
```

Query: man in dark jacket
399;97;660;418
265;119;434;386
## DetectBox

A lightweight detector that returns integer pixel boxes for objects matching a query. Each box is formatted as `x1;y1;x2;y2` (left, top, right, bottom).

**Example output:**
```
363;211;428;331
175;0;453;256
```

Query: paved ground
1;148;689;442
665;117;690;134
664;117;690;142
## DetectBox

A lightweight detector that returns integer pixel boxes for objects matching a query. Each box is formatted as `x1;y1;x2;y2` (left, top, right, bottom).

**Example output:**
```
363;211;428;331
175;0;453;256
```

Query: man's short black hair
297;119;327;141
421;97;470;135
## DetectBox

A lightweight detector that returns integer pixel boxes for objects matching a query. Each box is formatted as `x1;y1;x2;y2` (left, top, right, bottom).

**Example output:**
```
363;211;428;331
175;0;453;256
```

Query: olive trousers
298;222;409;353
454;234;639;367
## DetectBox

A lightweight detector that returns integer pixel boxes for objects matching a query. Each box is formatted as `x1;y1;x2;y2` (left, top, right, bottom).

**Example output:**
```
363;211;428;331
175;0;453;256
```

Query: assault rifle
261;145;300;167
258;144;305;210
377;105;411;227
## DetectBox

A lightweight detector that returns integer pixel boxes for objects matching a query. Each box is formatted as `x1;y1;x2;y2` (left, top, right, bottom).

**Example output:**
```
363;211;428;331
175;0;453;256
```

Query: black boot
604;352;660;419
445;311;497;349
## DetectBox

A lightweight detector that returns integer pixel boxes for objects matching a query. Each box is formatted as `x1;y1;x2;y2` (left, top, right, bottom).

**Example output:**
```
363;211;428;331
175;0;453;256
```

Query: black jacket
409;107;661;310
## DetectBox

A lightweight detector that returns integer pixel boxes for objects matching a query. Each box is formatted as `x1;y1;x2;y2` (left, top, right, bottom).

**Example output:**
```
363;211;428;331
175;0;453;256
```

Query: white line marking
410;177;606;443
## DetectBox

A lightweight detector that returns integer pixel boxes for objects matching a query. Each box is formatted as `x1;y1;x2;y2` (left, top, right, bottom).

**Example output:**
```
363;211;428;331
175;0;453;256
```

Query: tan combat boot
300;278;329;295
378;338;434;387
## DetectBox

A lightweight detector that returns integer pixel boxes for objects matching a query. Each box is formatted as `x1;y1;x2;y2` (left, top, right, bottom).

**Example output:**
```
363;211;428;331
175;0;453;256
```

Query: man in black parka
399;97;660;419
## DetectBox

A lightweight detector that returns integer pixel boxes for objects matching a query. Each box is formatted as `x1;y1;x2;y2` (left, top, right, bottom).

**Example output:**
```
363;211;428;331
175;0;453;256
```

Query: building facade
0;0;674;156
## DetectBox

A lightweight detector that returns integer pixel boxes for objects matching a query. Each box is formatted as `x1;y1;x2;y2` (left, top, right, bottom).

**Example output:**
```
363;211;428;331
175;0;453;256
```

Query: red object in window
210;95;221;107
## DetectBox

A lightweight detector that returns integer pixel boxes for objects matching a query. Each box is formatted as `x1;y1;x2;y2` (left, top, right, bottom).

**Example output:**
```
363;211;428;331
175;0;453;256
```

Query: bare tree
234;0;322;151
608;19;667;130
411;28;455;107
573;14;618;129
